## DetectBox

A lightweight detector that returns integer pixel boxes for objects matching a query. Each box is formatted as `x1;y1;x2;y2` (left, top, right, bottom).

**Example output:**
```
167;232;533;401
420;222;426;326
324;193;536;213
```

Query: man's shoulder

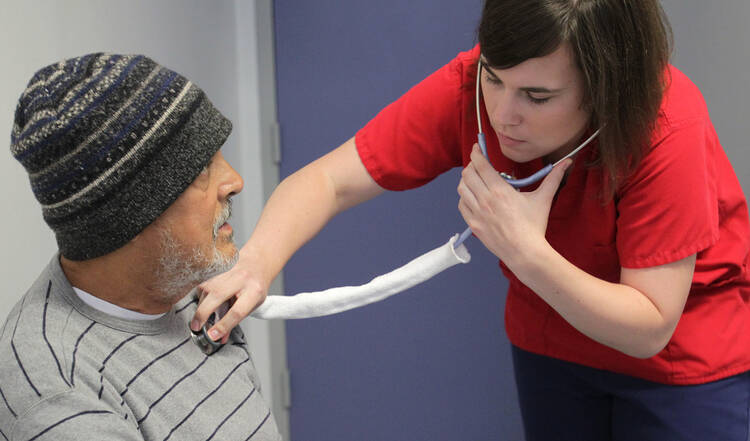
1;261;59;347
0;257;82;416
1;256;74;344
0;297;75;436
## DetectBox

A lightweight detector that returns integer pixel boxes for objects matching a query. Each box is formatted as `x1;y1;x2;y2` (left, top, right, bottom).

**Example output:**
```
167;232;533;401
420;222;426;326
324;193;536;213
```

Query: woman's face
480;43;591;164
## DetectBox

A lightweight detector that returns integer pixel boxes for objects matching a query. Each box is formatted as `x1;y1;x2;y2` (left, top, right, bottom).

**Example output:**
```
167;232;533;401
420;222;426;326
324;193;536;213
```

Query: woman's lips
498;132;524;147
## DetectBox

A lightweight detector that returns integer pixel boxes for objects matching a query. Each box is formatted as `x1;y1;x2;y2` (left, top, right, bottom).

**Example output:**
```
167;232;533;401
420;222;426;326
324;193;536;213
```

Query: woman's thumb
536;159;572;203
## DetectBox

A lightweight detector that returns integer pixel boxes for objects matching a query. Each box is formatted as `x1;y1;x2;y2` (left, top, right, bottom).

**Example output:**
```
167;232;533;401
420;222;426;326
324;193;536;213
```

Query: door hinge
270;122;282;165
280;368;291;409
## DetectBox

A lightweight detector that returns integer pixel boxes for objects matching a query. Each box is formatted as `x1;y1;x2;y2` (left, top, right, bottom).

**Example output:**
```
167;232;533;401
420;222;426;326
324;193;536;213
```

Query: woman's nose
492;92;522;127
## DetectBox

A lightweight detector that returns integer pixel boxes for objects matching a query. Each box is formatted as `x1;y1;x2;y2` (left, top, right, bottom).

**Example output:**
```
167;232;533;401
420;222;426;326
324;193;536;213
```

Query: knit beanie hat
10;53;232;261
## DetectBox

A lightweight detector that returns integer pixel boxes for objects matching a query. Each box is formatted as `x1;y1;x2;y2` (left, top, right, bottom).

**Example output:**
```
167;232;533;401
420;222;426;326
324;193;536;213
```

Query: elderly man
0;53;281;440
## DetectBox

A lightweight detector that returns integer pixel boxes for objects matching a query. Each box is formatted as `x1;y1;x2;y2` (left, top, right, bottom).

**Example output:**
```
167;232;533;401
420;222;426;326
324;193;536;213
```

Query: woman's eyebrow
479;59;500;80
521;86;561;94
480;59;564;94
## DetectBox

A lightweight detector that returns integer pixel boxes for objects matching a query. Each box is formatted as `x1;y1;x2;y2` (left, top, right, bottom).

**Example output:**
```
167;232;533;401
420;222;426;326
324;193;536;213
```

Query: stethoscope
454;60;601;248
192;59;603;355
191;300;229;354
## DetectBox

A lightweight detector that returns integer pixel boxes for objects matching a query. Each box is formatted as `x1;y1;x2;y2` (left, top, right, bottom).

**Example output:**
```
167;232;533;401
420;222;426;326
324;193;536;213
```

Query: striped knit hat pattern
11;53;232;260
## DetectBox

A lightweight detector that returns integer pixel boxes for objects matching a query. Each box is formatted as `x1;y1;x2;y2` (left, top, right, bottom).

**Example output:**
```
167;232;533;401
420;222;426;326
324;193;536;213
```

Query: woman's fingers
457;143;573;262
533;159;572;208
191;265;267;343
207;290;264;342
191;274;234;332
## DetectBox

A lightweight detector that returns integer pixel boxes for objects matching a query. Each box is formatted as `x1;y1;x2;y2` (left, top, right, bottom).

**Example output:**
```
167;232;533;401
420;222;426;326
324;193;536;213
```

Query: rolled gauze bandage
250;235;471;320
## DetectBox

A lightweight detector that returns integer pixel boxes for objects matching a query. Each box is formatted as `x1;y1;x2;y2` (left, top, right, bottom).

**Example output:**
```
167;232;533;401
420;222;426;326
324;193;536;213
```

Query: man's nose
219;158;243;199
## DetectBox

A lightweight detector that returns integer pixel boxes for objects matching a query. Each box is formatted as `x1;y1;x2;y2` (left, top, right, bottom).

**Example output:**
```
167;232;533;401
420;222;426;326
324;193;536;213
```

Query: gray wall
0;1;289;438
0;0;238;325
661;0;750;196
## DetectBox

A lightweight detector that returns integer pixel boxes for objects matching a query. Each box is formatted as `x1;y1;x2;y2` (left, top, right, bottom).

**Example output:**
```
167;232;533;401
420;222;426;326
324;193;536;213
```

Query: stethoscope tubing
454;60;601;249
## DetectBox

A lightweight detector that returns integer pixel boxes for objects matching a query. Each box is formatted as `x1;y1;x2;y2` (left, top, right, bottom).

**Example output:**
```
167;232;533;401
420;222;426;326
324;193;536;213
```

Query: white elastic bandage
251;235;471;320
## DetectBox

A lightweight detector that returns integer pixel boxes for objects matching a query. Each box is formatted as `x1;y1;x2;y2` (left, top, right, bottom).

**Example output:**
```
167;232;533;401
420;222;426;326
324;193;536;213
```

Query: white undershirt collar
73;287;166;321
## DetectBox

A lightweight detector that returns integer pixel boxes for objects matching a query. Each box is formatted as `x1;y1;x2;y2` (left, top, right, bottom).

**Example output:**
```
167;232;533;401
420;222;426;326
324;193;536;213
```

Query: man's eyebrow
479;59;563;94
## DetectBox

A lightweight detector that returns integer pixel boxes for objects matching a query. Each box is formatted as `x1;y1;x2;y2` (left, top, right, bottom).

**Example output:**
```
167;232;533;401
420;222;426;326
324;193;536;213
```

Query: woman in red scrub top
194;1;750;439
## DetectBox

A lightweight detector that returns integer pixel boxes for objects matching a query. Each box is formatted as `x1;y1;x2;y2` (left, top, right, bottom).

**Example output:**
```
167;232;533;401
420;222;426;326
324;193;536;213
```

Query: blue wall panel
273;1;523;439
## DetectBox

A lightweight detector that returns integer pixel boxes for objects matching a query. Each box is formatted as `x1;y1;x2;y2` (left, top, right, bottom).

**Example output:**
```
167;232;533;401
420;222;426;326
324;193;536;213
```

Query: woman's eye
484;74;502;85
527;94;551;105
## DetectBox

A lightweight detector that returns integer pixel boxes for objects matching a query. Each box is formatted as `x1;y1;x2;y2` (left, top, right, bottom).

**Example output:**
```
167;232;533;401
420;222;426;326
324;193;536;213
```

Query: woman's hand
190;247;269;344
457;143;571;269
189;137;383;344
458;144;697;358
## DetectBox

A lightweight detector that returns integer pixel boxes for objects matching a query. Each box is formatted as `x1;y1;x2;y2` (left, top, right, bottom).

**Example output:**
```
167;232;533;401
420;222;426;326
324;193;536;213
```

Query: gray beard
155;200;238;300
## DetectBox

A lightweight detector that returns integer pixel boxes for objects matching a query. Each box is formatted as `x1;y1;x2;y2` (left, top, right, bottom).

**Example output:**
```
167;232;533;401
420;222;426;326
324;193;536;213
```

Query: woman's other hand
457;143;571;269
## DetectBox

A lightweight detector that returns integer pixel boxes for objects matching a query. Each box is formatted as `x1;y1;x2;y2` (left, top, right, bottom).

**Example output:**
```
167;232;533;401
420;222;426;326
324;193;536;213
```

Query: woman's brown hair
478;0;673;199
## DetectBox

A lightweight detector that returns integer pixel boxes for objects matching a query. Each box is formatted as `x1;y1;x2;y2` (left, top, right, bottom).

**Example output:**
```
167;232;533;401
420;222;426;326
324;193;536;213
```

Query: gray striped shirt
0;255;281;441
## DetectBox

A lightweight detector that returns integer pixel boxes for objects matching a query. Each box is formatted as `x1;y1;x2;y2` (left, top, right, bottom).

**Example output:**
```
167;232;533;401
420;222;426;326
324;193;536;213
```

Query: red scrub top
355;45;750;385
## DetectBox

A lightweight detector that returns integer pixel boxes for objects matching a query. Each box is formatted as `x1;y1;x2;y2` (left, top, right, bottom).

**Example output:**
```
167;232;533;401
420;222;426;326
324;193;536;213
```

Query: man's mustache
212;198;233;239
